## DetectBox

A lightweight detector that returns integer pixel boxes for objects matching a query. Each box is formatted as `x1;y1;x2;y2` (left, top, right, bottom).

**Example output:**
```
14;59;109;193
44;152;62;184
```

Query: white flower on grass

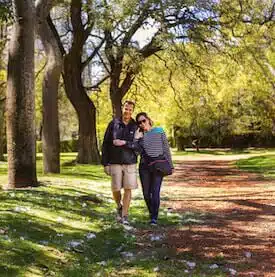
3;235;11;241
116;246;123;252
56;233;64;237
86;233;96;240
184;270;189;273
149;234;163;241
14;206;30;213
39;240;49;245
20;236;25;241
97;261;107;266
186;261;196;269
153;266;160;272
68;240;83;248
228;268;237;275
121;251;134;258
209;264;219;269
82;203;87;208
56;217;64;223
9;193;15;197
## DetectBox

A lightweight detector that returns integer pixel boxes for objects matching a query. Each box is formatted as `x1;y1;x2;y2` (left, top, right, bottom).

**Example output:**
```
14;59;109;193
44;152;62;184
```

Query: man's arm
101;121;113;166
113;127;142;152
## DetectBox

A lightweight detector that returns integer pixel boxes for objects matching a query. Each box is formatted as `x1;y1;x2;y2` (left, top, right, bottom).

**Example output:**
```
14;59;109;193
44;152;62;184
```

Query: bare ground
136;156;275;276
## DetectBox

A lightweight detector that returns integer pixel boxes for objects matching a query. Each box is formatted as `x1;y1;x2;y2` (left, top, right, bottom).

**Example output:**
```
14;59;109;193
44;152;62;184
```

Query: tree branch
81;38;106;70
84;75;109;91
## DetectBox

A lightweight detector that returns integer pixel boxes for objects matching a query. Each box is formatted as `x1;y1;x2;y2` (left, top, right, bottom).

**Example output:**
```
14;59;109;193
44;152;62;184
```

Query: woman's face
137;116;150;131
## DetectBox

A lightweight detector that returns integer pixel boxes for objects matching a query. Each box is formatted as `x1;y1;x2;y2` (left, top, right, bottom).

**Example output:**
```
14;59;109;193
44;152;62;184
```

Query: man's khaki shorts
109;164;138;191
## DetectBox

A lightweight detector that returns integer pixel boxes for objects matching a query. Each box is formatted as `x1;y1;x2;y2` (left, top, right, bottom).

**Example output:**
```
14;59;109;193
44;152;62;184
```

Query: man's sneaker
121;216;130;225
150;219;158;226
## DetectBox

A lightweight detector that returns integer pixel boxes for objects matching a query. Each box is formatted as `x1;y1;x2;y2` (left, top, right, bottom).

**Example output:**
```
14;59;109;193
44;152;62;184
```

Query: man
101;100;138;224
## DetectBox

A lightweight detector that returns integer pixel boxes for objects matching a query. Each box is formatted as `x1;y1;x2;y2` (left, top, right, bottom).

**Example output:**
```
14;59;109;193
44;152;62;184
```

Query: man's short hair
122;100;135;109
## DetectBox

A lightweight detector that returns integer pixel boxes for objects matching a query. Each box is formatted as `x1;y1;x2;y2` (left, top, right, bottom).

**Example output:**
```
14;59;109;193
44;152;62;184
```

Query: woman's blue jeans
139;164;163;221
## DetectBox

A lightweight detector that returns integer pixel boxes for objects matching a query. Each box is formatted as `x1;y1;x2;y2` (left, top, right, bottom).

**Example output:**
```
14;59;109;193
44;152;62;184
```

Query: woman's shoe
150;219;157;226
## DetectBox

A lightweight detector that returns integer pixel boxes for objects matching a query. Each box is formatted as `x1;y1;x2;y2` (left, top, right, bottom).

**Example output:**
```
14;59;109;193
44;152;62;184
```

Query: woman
135;112;174;226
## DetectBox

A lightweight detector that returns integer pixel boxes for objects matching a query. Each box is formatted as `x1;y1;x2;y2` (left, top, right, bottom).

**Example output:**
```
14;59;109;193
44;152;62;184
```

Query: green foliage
122;24;275;148
0;0;11;23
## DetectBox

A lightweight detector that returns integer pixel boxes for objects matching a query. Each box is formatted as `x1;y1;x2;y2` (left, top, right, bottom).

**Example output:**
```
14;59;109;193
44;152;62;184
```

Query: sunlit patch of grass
173;147;275;156
236;155;275;178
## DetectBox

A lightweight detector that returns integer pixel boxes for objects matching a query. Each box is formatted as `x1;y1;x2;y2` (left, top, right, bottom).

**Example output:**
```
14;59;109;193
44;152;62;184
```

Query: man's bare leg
113;190;122;208
122;189;132;217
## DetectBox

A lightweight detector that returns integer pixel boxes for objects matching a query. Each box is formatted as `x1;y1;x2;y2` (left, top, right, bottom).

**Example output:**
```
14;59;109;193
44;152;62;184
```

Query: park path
137;155;275;276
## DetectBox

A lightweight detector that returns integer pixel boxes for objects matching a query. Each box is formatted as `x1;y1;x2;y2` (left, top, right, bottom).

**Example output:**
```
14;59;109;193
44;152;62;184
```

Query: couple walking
101;100;174;226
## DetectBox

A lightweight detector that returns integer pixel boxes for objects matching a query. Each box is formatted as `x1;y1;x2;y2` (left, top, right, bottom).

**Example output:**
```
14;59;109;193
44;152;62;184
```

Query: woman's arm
113;129;143;153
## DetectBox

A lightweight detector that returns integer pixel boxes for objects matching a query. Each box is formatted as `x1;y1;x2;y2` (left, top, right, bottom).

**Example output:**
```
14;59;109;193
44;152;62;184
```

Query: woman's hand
113;139;126;146
134;128;143;139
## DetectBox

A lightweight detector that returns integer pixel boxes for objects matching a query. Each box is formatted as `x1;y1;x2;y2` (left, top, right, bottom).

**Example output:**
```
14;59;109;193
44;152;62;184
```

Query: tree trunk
63;54;100;164
0;22;7;161
110;87;123;118
6;0;37;188
109;63;135;118
0;99;5;160
37;16;62;173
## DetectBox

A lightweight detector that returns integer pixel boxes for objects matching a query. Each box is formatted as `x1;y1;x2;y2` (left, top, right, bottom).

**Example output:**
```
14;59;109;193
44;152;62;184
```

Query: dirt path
139;157;275;276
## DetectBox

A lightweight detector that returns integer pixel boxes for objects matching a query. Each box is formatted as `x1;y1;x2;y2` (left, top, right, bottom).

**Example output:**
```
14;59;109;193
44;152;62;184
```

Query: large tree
101;0;275;116
36;0;63;173
0;0;10;160
6;0;37;188
49;0;104;164
0;26;7;161
102;0;163;116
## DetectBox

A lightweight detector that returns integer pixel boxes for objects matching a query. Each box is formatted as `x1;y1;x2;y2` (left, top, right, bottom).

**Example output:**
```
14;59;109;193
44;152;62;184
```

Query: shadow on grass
0;185;226;277
0;186;135;277
0;212;137;277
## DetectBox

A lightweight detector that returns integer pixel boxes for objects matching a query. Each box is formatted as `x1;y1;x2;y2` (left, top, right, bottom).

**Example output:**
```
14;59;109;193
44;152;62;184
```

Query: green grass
236;154;275;178
2;149;273;276
1;181;220;277
173;147;275;156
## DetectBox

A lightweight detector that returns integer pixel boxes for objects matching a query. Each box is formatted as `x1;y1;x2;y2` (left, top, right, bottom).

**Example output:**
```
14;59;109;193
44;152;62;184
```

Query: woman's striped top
139;127;174;168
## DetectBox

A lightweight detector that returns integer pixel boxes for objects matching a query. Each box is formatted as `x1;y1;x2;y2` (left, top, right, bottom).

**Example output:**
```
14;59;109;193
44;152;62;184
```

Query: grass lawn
0;153;220;277
0;149;274;276
236;154;275;178
173;147;275;156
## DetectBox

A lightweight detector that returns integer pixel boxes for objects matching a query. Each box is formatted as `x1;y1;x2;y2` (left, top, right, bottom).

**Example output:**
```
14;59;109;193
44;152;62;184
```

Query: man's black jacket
101;118;138;166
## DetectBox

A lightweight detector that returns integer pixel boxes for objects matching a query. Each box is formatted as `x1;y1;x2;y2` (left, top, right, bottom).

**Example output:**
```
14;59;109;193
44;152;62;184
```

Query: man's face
122;103;134;120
